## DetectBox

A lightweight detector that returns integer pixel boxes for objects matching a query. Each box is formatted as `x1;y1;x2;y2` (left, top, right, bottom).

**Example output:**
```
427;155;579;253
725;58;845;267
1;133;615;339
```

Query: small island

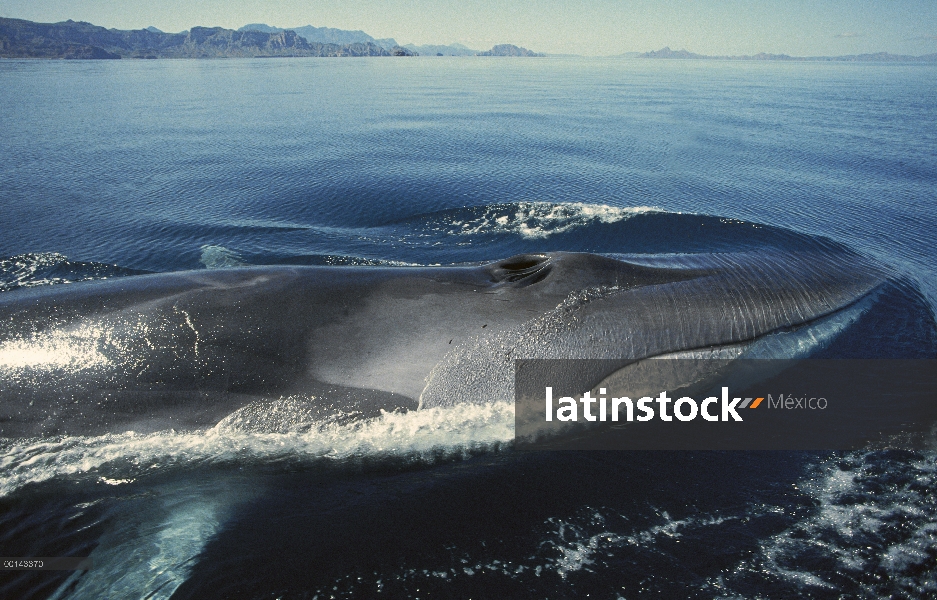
638;46;937;62
477;44;543;57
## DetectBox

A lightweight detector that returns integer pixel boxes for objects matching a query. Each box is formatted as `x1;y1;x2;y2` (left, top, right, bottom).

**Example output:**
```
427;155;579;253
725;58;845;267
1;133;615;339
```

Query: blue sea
1;57;936;598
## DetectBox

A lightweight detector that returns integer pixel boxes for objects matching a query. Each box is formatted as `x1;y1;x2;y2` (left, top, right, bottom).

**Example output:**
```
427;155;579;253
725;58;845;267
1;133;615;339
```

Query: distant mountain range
239;23;398;51
0;17;546;60
241;25;543;57
638;46;937;62
0;17;415;59
1;16;932;63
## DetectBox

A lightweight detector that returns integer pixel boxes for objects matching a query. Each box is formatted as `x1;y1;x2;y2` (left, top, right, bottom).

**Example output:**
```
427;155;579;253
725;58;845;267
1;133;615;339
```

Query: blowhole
489;254;552;286
497;254;549;271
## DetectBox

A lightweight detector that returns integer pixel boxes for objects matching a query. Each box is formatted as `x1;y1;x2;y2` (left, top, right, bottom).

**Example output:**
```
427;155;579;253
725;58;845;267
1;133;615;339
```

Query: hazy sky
2;0;936;56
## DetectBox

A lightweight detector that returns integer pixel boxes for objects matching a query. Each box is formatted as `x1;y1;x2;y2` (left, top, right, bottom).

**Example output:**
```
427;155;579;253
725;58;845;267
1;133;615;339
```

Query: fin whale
0;248;891;438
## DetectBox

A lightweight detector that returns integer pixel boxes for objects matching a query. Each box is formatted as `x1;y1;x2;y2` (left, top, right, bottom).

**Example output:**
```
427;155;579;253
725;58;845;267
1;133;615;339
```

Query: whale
0;247;896;438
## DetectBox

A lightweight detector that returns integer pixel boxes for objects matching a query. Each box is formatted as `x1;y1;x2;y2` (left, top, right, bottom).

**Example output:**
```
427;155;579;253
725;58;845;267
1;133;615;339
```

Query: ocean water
0;57;936;598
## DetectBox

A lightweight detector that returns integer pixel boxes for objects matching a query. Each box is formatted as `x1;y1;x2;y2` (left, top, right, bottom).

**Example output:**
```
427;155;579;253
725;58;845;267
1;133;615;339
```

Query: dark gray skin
0;250;886;438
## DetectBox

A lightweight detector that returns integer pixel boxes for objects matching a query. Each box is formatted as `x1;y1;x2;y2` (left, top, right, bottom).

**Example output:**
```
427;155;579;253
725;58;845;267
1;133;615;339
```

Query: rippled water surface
2;59;935;292
1;57;936;599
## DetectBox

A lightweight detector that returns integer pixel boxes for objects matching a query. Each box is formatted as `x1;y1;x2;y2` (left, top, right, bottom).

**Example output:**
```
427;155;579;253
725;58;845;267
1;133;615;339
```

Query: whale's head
418;246;923;408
